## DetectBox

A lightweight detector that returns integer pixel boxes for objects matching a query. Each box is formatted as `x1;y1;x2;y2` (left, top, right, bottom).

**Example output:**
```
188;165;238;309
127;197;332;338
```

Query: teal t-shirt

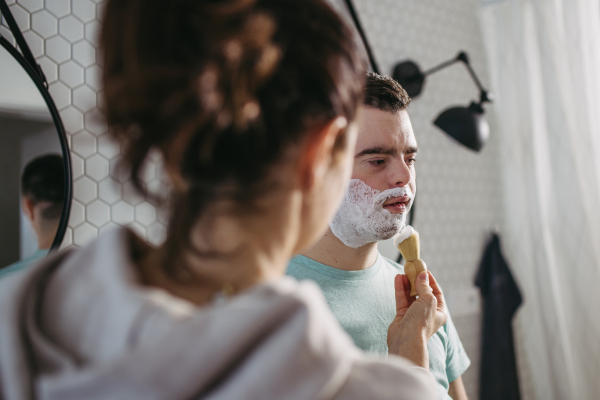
0;249;48;280
287;253;470;400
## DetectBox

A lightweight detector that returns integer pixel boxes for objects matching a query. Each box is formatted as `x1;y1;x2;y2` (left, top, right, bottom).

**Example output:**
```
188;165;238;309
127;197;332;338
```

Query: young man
287;73;470;400
0;155;64;279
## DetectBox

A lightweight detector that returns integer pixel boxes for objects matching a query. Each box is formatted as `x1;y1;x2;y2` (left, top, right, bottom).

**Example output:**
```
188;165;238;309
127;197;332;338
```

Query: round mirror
0;37;72;277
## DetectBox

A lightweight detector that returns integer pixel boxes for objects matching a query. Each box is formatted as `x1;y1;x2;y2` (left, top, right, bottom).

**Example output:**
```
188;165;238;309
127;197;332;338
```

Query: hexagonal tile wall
73;223;97;247
45;35;70;63
86;200;110;227
22;30;43;57
111;201;134;226
45;0;70;19
58;15;83;42
31;10;57;38
85;154;109;182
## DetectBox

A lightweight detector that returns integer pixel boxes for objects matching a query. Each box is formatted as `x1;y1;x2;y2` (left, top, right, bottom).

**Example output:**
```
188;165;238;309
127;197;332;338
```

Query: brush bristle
397;232;420;261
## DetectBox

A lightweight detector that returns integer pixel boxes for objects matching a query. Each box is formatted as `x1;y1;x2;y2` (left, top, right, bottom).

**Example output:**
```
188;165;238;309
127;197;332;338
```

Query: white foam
329;179;414;248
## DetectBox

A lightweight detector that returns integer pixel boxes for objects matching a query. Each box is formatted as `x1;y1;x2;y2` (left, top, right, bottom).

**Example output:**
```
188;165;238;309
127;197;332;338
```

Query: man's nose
389;159;413;188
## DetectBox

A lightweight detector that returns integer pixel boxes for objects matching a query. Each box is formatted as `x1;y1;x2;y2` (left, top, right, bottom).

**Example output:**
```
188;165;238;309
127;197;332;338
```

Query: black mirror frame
0;1;73;252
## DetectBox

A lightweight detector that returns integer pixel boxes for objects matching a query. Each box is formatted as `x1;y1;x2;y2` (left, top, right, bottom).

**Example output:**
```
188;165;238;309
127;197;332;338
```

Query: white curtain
480;0;600;399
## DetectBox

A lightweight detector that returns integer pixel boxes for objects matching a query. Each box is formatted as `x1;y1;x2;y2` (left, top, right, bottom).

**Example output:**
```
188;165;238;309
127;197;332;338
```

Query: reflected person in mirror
0;154;64;279
288;73;470;400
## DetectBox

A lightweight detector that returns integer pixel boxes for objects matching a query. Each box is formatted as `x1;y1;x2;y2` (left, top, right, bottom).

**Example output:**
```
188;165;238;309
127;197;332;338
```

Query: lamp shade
433;102;490;151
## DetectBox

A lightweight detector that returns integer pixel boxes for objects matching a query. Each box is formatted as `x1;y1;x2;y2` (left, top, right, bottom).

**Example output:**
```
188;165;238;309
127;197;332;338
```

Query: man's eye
369;159;385;166
406;158;417;166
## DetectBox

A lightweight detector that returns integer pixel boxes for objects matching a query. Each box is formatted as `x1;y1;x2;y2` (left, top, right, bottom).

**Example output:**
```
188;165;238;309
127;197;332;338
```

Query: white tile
86;199;110;227
60;226;72;249
84;20;99;43
97;133;119;159
61;106;84;133
9;4;30;31
111;201;134;225
72;40;95;67
22;31;44;58
98;179;122;205
98;222;119;236
95;2;105;23
73;222;97;247
71;153;84;179
58;15;83;42
72;0;95;23
59;60;84;88
84;64;101;90
83;109;106;135
147;222;167;246
45;35;70;63
73;176;97;204
71;130;96;157
31;10;57;38
37;56;58;83
46;0;70;18
17;0;43;13
85;154;109;181
68;199;85;226
48;81;70;110
72;85;96;112
0;25;16;46
135;202;156;226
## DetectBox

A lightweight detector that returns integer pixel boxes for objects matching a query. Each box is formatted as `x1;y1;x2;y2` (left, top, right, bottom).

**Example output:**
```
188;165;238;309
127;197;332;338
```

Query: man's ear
299;117;348;190
22;197;36;223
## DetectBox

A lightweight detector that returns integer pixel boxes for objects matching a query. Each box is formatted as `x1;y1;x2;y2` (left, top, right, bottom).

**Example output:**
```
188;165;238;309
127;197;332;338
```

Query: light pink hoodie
0;228;436;400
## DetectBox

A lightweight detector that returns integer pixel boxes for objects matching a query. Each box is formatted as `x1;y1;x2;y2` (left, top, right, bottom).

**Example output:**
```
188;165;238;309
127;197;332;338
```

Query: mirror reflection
0;44;64;276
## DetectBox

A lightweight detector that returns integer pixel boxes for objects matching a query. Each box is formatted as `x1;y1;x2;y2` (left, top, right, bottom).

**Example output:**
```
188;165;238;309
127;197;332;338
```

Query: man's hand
387;271;448;368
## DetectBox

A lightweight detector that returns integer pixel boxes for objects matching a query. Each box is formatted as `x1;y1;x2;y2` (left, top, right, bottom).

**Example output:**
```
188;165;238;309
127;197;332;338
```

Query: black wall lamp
392;52;493;152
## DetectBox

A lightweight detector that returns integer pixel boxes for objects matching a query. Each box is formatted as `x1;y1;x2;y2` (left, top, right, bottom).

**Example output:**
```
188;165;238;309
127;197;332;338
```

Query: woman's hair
21;154;64;220
100;0;366;275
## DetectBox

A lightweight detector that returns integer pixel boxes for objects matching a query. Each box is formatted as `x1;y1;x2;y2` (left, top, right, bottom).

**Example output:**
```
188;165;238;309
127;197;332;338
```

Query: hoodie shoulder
333;355;437;400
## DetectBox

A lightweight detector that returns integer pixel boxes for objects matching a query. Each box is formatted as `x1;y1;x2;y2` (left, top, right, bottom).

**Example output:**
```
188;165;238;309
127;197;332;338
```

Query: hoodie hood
0;228;357;400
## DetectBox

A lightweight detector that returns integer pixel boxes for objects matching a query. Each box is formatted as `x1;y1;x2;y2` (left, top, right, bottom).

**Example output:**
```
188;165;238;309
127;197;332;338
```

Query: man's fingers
394;274;410;313
428;271;443;294
427;271;446;305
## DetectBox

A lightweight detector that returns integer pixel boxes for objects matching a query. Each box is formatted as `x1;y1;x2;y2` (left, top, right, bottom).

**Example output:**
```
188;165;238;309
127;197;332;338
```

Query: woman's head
100;0;366;274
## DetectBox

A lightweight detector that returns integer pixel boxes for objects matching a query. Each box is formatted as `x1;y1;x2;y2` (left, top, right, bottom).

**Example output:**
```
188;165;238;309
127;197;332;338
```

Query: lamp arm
422;51;491;103
423;57;461;77
462;60;486;93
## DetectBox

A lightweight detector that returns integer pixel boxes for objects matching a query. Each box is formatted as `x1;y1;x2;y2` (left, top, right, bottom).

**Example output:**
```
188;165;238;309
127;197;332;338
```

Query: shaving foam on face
393;225;414;248
329;179;414;248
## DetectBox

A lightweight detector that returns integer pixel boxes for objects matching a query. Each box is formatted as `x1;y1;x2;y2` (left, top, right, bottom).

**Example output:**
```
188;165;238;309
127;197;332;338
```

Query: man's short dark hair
364;72;411;112
21;154;64;220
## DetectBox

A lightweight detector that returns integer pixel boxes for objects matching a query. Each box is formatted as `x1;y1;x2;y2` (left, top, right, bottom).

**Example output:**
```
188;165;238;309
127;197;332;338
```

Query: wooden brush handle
404;259;427;297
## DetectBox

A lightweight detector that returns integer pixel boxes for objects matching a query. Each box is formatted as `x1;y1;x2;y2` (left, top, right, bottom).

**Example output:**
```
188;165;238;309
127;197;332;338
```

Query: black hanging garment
475;234;522;400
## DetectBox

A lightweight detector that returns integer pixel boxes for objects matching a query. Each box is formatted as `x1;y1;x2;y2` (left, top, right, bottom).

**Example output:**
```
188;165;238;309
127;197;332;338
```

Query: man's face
352;107;418;215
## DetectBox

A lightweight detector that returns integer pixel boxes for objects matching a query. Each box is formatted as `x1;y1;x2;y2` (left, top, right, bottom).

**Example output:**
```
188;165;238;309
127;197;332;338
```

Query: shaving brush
395;227;427;297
